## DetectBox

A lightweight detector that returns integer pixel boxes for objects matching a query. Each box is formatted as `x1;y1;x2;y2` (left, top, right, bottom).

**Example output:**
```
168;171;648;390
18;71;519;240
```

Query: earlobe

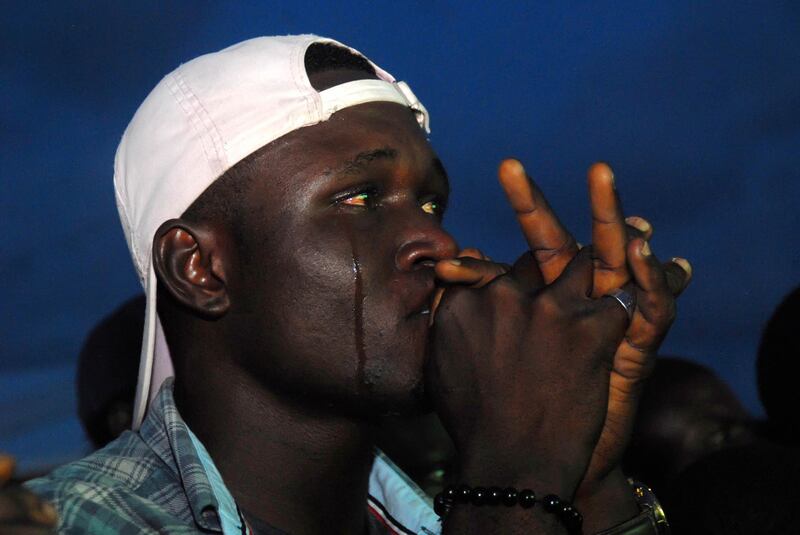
153;219;230;318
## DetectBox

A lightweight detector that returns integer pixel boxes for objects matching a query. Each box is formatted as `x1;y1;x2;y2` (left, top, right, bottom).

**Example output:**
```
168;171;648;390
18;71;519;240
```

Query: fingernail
641;241;651;256
626;216;651;234
448;259;462;266
602;162;616;188
672;257;692;277
506;159;525;176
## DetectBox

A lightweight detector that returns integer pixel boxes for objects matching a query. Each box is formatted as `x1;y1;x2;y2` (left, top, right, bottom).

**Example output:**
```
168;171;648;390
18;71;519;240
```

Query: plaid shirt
26;379;440;535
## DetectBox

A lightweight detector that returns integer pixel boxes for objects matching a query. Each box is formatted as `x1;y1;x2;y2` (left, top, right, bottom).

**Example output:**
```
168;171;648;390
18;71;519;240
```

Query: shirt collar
138;378;440;535
139;378;223;532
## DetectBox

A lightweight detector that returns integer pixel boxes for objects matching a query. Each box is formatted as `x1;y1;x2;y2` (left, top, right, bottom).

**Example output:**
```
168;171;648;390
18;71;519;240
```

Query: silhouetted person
757;285;800;446
624;357;755;494
76;295;144;448
667;439;800;534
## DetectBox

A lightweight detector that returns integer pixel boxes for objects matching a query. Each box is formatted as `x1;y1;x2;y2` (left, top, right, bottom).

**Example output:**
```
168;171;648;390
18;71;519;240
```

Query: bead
433;493;451;516
559;504;583;532
471;486;488;506
456;484;472;503
486;486;502;505
542;494;561;513
501;487;518;506
443;485;459;502
518;489;536;508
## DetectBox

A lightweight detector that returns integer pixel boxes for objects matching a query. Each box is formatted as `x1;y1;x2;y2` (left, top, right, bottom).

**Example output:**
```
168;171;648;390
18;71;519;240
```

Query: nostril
395;228;459;272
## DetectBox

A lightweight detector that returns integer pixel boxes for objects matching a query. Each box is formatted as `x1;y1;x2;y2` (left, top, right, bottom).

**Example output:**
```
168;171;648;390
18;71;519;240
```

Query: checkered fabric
26;379;225;534
26;380;437;534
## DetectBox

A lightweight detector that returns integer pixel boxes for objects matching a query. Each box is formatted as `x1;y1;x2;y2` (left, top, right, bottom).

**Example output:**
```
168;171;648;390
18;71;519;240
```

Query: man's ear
152;219;230;318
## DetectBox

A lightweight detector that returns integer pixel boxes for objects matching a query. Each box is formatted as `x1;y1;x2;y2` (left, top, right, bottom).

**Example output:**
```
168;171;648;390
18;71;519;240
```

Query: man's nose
394;218;459;272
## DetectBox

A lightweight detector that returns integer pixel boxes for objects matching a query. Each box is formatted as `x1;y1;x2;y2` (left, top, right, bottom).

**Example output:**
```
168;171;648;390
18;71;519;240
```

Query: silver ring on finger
604;288;635;322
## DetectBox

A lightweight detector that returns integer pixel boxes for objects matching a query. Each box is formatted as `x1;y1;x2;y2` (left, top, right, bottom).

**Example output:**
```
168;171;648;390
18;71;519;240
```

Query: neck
174;360;375;535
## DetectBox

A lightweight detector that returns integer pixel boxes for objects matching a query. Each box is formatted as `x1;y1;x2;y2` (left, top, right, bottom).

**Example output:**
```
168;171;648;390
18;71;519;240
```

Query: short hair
304;42;376;76
181;42;376;242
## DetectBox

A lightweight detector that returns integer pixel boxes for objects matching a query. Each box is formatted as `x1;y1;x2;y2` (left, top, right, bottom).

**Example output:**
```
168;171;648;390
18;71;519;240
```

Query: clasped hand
427;160;691;520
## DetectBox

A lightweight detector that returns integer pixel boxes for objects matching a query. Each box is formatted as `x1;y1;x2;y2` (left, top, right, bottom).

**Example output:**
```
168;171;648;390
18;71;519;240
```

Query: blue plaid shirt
26;379;440;534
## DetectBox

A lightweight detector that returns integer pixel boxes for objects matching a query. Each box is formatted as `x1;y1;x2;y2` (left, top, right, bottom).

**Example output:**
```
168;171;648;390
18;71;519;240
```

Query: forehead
252;101;439;190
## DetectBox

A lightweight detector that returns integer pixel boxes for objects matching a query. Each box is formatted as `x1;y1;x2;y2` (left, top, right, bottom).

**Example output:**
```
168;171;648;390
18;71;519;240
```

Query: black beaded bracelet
434;485;582;534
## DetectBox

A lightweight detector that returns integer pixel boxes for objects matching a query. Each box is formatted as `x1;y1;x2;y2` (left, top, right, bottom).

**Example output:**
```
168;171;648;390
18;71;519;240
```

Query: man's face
222;98;458;416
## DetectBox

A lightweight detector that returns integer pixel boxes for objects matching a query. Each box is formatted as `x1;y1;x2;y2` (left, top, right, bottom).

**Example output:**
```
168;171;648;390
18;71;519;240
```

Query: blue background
2;1;799;474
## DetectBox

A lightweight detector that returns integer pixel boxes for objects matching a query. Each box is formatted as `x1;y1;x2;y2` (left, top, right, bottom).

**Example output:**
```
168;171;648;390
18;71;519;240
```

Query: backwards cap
114;35;430;429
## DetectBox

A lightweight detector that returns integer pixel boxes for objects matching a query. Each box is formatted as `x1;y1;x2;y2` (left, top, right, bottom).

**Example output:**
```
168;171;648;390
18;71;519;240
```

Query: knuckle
532;291;563;317
648;295;676;327
486;276;521;300
533;236;576;266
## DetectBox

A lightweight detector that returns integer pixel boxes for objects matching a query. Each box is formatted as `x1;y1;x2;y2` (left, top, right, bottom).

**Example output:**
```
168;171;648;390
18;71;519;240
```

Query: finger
588;162;629;296
627;239;685;296
546;246;595;300
511;251;545;290
625;216;653;241
429;288;445;326
430;257;511;325
0;456;14;485
457;248;485;260
435;257;510;288
665;257;692;296
599;281;639;329
0;488;57;527
620;239;682;356
498;159;579;284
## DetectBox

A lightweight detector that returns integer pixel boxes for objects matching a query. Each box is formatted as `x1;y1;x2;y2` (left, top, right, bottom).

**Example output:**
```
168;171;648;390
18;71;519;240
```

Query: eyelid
334;186;378;208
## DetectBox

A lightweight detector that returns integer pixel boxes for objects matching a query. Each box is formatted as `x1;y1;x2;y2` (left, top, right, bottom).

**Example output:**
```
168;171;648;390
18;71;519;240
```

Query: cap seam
174;72;229;175
293;36;321;125
167;71;226;181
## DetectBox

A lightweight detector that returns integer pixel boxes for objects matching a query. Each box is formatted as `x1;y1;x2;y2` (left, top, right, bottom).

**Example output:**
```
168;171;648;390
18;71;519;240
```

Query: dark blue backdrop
2;1;799;473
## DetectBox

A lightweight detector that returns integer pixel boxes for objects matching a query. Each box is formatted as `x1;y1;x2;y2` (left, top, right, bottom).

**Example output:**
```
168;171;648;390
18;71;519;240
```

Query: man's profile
25;35;689;534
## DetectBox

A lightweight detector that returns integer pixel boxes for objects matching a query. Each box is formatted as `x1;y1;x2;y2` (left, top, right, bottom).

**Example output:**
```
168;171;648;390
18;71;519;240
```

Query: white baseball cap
114;35;430;429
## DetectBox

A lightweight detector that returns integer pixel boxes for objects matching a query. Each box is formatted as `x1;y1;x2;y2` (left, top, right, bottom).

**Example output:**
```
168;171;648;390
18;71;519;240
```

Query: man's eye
341;192;371;207
421;200;441;215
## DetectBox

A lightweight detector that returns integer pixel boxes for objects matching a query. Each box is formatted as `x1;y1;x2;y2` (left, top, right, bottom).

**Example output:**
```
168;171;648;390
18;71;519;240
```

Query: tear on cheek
345;220;368;393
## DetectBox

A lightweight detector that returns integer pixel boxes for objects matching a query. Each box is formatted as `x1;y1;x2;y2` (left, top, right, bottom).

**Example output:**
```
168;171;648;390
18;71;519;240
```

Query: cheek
231;216;427;404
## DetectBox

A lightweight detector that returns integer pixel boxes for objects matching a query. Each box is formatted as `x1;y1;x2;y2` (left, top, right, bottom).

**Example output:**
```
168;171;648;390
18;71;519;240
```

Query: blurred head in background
757;285;800;445
76;295;143;448
624;356;755;492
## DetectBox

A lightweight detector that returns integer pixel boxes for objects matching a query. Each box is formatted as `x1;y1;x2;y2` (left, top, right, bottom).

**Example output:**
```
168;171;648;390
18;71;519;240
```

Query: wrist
574;467;638;533
458;452;580;499
436;484;583;534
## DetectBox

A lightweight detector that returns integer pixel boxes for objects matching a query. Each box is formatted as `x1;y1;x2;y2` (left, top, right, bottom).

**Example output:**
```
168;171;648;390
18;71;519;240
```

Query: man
623;357;755;494
26;35;690;534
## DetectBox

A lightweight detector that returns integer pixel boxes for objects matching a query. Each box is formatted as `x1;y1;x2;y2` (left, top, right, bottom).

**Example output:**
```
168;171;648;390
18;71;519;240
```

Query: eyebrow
327;146;450;196
339;147;398;176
